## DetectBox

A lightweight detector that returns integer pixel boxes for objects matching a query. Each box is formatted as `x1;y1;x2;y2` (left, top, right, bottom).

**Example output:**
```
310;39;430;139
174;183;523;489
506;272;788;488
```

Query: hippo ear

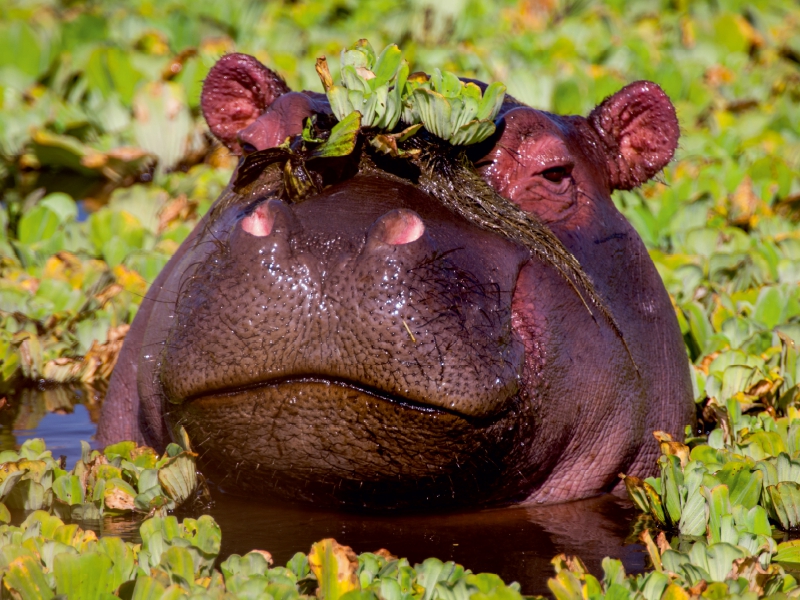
201;53;291;153
588;81;679;191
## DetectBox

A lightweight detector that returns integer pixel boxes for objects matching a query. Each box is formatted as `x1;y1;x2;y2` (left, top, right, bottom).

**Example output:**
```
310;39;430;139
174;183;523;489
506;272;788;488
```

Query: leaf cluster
0;503;524;600
316;39;505;146
0;435;200;522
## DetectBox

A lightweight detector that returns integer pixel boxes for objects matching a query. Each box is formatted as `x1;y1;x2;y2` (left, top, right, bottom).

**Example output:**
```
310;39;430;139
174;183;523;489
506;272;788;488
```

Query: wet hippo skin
98;53;693;508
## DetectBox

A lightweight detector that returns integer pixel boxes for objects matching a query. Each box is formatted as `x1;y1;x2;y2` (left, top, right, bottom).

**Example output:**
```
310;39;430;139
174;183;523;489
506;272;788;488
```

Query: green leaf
0;469;26;501
54;550;117;600
309;539;359;600
552;79;582;115
640;571;669;600
17;205;61;245
0;21;45;78
132;81;191;173
769;482;800;529
547;569;583;600
157;452;197;505
713;13;750;53
746;505;772;536
776;540;800;566
720;366;760;406
602;558;627;588
702;485;731;543
85;46;144;105
104;441;137;462
98;536;136;584
660;454;683;526
134;485;171;514
328;85;355;122
130;575;167;600
159;545;195;586
4;554;56;599
678;488;708;536
476;82;507;121
754;286;784;329
661;550;690;575
40;193;78;223
221;551;272;581
705;543;745;582
413;88;452;140
722;464;762;509
449;119;496;146
372;45;402;86
643;479;666;524
186;515;222;557
755;459;779;488
312;111;361;158
661;583;690;600
52;475;85;506
287;552;310;579
775;452;800;483
5;478;46;510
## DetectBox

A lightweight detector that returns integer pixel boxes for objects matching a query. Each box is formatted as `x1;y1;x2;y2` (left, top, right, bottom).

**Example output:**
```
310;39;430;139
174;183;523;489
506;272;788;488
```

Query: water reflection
0;384;104;467
0;385;646;595
208;493;645;596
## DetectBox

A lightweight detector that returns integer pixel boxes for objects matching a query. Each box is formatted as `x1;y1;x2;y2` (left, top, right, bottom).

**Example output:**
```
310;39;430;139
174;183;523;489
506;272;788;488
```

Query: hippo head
98;53;693;508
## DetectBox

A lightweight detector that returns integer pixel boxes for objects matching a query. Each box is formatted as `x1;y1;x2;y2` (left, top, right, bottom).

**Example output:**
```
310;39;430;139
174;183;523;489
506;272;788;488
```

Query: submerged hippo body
98;54;693;507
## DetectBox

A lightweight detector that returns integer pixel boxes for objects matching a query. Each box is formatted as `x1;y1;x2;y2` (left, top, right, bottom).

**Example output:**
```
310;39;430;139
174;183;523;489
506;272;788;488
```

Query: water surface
0;385;647;596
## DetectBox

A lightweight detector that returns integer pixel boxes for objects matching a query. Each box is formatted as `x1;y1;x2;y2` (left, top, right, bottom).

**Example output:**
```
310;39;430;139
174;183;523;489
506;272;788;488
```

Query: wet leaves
308;539;359;600
0;436;200;524
318;40;408;131
0;511;524;600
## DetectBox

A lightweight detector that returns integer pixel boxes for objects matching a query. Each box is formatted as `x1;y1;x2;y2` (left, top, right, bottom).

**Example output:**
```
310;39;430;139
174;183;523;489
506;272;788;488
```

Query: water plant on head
316;39;409;131
315;38;506;147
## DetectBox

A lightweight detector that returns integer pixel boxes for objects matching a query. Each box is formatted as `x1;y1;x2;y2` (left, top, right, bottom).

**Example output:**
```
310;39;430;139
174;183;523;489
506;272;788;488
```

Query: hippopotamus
97;53;693;508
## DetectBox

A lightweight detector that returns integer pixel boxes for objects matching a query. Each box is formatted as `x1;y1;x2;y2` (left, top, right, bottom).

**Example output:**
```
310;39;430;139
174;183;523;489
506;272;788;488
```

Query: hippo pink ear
588;81;679;191
201;53;291;154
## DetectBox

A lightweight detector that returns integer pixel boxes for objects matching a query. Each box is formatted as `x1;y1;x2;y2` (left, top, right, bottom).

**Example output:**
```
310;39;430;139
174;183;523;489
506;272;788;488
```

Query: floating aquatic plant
408;69;506;146
622;402;800;533
0;434;202;520
315;39;505;147
316;39;408;131
0;509;525;600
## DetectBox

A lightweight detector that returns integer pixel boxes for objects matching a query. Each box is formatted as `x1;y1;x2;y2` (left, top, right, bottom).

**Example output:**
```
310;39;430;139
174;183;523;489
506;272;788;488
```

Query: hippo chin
98;53;693;508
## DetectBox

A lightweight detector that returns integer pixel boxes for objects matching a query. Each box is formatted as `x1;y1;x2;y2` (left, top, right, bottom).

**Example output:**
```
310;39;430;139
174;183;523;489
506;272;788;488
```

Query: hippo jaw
169;379;533;508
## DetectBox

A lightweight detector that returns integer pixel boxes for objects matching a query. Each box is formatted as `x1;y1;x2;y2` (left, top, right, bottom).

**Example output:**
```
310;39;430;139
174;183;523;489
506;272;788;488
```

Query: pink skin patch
377;210;425;245
241;204;275;237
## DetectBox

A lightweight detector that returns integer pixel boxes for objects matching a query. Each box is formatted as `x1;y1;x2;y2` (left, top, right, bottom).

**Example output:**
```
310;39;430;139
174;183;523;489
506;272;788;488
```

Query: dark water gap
0;384;647;596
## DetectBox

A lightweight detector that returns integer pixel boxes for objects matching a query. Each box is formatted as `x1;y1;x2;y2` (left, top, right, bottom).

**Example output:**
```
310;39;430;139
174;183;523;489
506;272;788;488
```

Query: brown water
0;385;647;596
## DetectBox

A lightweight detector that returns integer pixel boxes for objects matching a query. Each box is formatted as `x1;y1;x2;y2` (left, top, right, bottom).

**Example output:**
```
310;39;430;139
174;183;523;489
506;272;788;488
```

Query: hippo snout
152;174;534;505
161;172;530;408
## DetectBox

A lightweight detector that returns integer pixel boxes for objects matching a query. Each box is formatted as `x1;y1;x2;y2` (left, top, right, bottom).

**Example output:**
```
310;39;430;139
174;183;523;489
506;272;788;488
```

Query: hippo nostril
369;209;426;246
241;203;277;237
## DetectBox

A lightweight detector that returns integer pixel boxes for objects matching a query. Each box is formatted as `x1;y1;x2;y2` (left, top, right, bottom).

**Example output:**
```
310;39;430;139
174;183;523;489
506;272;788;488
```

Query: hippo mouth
179;374;516;425
168;370;530;507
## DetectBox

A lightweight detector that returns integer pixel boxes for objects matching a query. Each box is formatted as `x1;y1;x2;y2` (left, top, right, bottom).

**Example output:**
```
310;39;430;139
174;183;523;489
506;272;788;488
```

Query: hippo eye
539;165;573;184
